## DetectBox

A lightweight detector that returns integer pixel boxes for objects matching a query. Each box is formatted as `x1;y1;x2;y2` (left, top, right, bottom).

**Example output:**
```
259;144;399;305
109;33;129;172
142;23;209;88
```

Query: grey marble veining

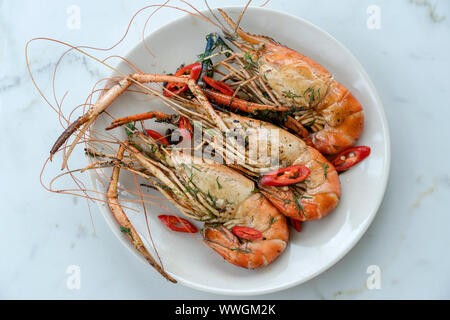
1;0;449;299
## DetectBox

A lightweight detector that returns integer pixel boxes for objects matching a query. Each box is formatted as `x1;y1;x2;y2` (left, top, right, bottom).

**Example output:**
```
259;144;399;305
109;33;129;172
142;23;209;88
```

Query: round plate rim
89;5;391;296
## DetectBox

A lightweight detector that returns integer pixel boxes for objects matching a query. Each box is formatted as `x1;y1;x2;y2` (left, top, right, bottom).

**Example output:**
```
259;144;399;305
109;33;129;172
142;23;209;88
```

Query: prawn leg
284;115;309;139
106;111;177;130
50;73;188;168
107;145;176;283
203;89;289;113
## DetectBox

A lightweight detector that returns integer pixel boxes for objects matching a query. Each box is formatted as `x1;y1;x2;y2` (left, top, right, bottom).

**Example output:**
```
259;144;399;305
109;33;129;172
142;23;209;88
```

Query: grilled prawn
220;112;341;221
111;129;289;269
212;10;364;155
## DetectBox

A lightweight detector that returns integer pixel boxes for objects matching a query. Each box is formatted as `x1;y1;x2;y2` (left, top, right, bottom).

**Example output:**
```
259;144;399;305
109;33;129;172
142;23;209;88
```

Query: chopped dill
292;194;306;219
185;185;199;196
269;216;276;226
304;87;313;95
309;90;315;104
316;160;329;179
216;177;222;189
156;183;170;191
207;190;217;207
230;248;252;254
243;51;259;70
120;226;134;240
282;90;301;99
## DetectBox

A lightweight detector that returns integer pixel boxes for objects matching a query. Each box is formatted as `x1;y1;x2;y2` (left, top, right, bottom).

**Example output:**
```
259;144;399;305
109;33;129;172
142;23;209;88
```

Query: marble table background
1;0;449;299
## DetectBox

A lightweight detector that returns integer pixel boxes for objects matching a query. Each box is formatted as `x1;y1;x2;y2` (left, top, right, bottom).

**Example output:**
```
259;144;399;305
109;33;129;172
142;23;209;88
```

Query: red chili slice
178;116;193;141
164;63;202;97
260;164;311;187
331;146;371;172
145;129;169;146
232;226;263;240
203;75;234;96
158;215;198;233
290;219;301;232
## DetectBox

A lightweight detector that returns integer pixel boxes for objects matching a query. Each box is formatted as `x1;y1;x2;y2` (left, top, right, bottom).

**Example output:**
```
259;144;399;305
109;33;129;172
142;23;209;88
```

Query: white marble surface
1;0;449;299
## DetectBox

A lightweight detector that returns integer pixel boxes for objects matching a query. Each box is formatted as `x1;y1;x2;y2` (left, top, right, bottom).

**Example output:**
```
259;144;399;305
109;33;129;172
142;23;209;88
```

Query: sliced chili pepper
289;219;301;232
331;146;371;172
232;226;263;240
158;215;198;233
164;62;202;97
203;75;234;96
145;129;169;146
260;164;311;187
178;116;193;141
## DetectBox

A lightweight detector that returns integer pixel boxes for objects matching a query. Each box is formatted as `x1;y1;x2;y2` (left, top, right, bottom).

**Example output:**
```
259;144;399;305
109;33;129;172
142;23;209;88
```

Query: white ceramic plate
89;6;390;296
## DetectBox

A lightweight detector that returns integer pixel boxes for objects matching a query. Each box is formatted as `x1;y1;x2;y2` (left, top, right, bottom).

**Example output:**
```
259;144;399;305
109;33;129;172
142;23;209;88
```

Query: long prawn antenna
234;0;253;33
179;0;223;31
204;0;230;33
